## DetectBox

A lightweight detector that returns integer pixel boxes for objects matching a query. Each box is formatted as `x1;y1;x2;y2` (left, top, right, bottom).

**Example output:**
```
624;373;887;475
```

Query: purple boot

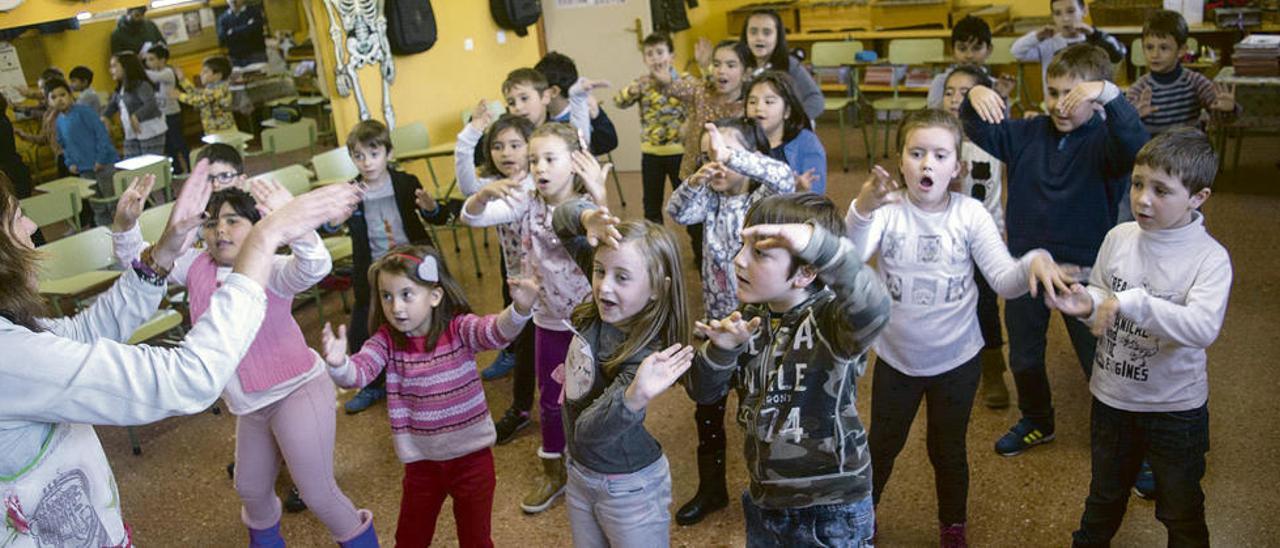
247;521;285;548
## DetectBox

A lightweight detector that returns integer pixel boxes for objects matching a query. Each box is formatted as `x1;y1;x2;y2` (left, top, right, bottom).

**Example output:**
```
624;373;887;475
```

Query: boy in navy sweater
961;43;1149;457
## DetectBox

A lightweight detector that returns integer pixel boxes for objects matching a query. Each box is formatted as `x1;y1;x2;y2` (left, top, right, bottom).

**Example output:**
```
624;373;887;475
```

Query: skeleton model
322;0;396;126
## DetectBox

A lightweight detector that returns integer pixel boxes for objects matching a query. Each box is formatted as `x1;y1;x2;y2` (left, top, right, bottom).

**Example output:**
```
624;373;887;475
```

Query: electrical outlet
464;38;474;51
496;31;507;45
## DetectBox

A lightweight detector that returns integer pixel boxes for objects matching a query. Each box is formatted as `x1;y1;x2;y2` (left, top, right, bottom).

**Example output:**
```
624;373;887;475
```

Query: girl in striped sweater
321;244;536;547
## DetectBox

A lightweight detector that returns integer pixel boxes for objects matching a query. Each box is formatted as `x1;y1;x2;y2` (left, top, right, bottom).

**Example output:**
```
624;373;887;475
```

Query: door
540;0;650;171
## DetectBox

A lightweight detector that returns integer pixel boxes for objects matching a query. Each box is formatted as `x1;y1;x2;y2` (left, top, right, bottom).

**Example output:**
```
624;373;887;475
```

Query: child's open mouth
535;176;551;187
736;274;750;287
599;297;618;311
919;176;935;189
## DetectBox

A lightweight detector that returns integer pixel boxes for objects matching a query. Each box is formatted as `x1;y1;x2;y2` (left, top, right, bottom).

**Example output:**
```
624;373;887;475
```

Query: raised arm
798;224;892;361
455;123;486;196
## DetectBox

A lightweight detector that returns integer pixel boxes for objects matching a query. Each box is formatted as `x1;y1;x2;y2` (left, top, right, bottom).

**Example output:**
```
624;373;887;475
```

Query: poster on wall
184;11;202;36
156;14;190;44
0;42;24;105
199;7;216;28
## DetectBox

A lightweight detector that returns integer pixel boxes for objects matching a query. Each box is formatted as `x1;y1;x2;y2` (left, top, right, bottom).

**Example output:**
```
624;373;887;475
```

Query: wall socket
464;38;474;51
496;31;507;44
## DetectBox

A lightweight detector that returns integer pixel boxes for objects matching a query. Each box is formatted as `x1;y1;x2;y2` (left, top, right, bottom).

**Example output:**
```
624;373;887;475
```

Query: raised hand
1028;253;1074;301
1090;296;1120;337
467;177;526;215
1036;25;1056;41
695;37;713;70
571;148;611;206
581;207;623;248
854;165;901;217
1045;283;1094;318
796;168;818;192
113;174;156;233
254;180;364;247
248;177;292;217
624;344;696;411
152;160;216;271
652;65;673;85
1211;82;1236;112
414;187;438;212
507;277;539;316
688;161;727;188
570;77;612;96
469;99;495;132
694;311;762;351
968;85;1007;124
742;223;815;255
320;322;349;368
703;122;742;163
1057;81;1106;117
1135;86;1156;117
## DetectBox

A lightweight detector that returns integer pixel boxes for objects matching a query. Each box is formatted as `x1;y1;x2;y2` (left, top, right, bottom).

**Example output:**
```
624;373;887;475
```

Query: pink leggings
234;373;363;539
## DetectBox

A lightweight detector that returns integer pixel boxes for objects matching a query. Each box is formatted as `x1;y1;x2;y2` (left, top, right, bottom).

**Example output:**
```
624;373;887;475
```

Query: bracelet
140;247;172;279
131;258;166;287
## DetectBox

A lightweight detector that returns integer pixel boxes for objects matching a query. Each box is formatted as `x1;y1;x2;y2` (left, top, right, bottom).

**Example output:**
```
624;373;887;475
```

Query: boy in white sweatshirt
1048;128;1231;547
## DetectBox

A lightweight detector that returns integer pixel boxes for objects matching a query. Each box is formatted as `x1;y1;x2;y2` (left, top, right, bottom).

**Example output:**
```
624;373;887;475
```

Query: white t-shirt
847;193;1045;376
958;141;1005;235
1085;215;1232;412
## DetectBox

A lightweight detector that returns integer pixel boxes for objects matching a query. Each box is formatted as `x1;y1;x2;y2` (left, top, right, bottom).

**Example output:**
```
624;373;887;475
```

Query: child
552;206;693;546
687;192;891;545
927;16;1015;110
454;109;538;442
943;65;1012;407
335;120;449;414
103;52;167;158
614;32;690;227
460;122;609;514
746;71;826;193
15;68;69;177
737;9;824;121
665;118;797;526
177;56;236;133
536;51;617;156
321;245;537;547
1126;9;1237;136
1012;0;1125;104
46;78;118;227
846;108;1068;546
144;45;191;173
112;179;377;547
68;66;102;114
1047;128;1230;547
962;43;1149;456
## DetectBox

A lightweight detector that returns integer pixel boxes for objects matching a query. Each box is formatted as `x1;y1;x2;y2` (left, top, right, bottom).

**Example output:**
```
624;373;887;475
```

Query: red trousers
395;448;496;548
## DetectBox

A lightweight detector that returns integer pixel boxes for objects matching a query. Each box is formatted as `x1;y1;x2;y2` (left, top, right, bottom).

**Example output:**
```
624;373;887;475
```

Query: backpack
489;0;540;37
386;0;437;55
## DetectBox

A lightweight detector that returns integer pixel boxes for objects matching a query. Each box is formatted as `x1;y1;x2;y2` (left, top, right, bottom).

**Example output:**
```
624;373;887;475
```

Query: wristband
131;258;166;287
140;246;172;279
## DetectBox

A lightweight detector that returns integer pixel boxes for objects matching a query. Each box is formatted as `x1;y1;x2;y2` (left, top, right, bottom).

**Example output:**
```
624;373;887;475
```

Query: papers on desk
115;154;169;170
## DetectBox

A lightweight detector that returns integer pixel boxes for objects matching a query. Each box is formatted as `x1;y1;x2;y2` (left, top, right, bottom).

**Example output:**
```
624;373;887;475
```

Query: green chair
36;226;121;311
811;40;870;171
310;147;359;188
138;202;174;243
390;122;456;192
260;119;318;167
870;38;944;158
107;156;174;208
263;164;314;197
21;188;80;232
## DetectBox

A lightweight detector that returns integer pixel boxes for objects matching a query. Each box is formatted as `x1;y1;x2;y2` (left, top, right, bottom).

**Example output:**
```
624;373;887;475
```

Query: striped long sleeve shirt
1125;65;1232;135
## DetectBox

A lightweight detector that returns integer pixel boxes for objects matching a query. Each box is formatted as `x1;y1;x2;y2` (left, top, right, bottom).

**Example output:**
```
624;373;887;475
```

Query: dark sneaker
494;408;532;445
940;522;968;548
480;350;517;381
283;486;307;513
994;418;1055;457
343;386;386;415
1132;460;1155;499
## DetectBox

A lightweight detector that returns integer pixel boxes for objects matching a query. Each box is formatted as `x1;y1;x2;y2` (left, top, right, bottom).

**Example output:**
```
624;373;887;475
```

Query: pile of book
1232;34;1280;77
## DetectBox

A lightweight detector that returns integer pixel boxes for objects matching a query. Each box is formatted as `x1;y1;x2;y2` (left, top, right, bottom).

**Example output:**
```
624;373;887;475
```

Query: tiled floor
97;124;1280;546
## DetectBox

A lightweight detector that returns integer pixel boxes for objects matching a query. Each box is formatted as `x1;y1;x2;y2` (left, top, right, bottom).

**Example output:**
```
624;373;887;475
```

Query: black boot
676;448;728;526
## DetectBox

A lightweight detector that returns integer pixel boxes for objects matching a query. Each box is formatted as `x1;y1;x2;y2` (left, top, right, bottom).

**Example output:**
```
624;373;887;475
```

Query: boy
1047;128;1229;547
962;44;1149;456
143;45;191;174
1012;0;1126;105
1126;9;1237;136
68;66;102;115
535;51;615;156
176;56;236;133
46;78;119;227
614;33;693;239
927;16;1014;109
687;193;890;545
335;120;448;414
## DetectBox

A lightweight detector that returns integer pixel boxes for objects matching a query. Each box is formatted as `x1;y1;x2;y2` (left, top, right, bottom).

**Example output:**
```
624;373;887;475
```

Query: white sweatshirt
847;192;1046;376
1085;214;1232;412
0;270;266;547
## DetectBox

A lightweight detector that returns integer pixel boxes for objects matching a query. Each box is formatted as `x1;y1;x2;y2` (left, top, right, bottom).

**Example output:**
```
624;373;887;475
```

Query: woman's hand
624;344;695;412
113;174;155;233
151;160;215;272
320;322;348;368
507;277;539;316
234;181;363;286
694;311;762;351
248;177;292;217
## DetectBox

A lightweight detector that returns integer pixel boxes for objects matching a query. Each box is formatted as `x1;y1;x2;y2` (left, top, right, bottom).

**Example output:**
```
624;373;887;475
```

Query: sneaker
283;486;307;513
994;418;1055;457
480;350;517;381
494;408;532;445
1132;460;1155;499
940;523;968;548
343;386;386;415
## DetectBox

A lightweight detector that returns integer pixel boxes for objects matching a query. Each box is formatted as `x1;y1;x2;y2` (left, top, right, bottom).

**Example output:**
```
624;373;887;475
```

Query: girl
320;245;537;547
845;109;1069;547
942;65;1012;408
551;204;693;547
102;52;167;158
738;9;824;121
460;122;610;514
112;180;377;547
665;119;796;526
143;45;191;174
746;70;827;193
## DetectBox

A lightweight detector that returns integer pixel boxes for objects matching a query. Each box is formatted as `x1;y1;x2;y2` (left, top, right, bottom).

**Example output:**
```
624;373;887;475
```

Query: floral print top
665;77;744;179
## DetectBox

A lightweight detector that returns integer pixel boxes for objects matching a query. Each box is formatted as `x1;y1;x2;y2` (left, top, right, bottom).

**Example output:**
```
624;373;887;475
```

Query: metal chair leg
838;107;849;172
127;426;142;456
606;153;626;208
466;226;483;279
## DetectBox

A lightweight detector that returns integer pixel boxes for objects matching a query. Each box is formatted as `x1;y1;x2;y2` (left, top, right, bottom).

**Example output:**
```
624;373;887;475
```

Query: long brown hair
0;174;48;331
571;221;689;377
367;244;472;350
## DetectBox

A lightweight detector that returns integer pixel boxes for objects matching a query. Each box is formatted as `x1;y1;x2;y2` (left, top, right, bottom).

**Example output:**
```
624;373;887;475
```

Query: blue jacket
56;104;119;172
770;128;828;194
960;93;1148;266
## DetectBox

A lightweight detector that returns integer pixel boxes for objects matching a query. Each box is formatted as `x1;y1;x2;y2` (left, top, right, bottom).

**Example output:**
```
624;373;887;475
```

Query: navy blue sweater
960;93;1149;266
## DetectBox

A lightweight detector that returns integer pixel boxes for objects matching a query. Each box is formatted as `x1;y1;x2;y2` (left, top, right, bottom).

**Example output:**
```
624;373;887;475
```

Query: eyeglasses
209;171;242;184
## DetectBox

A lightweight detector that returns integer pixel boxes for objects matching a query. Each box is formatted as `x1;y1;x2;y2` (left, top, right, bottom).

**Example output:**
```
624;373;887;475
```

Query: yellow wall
0;0;147;29
305;0;543;148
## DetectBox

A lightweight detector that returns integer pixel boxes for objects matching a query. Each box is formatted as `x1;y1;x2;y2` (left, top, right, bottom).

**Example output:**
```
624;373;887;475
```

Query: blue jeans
743;492;874;547
1072;398;1209;547
1005;293;1098;429
565;455;672;548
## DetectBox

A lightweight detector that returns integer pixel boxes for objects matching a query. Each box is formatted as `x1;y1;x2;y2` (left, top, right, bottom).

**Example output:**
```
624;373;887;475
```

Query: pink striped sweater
328;308;528;462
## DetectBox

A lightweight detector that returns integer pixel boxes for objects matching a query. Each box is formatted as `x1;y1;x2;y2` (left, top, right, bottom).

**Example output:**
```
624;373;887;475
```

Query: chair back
811;40;864;67
312;147;359;183
138;202;174;243
262;119;317;156
20;189;79;230
112;156;173;202
887;38;944;65
987;36;1019;65
37;226;115;282
390;122;430;159
1131;37;1147;70
264;164;313;196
